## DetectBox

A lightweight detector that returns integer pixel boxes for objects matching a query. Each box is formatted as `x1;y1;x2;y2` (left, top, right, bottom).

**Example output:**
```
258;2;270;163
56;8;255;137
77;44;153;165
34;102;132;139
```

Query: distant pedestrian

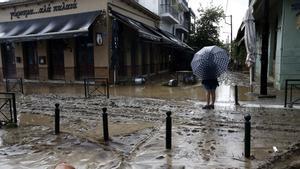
202;78;219;109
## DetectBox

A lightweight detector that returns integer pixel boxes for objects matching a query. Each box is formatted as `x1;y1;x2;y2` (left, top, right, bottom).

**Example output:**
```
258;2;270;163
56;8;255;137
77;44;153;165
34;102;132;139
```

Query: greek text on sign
10;0;78;20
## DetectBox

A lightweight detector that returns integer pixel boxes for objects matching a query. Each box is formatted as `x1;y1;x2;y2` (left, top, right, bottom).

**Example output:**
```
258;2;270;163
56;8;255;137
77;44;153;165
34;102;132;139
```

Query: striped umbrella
191;46;230;80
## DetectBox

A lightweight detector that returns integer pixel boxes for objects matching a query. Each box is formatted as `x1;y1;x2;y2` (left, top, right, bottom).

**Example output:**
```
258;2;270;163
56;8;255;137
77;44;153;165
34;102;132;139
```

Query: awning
112;11;161;42
111;11;193;51
142;24;174;45
0;11;100;42
159;30;194;51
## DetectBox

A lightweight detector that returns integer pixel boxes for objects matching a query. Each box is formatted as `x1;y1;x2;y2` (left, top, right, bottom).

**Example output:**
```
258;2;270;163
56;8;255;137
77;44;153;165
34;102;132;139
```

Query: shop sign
10;0;78;20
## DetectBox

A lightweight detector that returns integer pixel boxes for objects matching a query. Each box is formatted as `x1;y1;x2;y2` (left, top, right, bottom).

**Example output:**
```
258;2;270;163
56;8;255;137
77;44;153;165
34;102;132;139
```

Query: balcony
175;20;189;33
159;4;179;24
178;0;189;11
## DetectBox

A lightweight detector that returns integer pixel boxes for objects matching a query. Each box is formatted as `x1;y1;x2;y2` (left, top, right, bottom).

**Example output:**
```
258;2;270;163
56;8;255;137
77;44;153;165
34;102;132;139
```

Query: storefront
0;0;192;83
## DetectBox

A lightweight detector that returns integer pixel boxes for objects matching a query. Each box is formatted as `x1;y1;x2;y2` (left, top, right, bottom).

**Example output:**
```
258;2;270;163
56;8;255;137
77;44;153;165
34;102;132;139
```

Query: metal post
9;99;12;123
166;111;172;149
84;79;87;98
87;79;90;98
5;78;9;92
284;80;288;107
102;107;109;142
230;15;233;54
55;103;60;135
20;78;24;94
235;85;239;105
12;93;17;124
106;78;109;99
289;84;293;108
244;114;251;158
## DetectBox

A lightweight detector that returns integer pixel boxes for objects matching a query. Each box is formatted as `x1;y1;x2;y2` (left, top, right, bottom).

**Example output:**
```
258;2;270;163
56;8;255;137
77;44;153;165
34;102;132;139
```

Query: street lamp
224;15;233;54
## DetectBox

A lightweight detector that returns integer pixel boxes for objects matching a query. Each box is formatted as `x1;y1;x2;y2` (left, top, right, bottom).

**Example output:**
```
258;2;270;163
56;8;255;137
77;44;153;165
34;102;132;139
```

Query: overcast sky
187;0;249;43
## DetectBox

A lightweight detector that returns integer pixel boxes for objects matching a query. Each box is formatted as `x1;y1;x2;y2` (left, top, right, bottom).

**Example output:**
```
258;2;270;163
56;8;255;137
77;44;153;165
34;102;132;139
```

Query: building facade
0;0;191;83
238;0;300;90
136;0;193;42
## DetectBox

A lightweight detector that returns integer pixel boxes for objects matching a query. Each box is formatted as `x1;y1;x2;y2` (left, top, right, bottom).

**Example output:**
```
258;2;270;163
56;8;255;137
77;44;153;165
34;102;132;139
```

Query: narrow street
0;72;299;169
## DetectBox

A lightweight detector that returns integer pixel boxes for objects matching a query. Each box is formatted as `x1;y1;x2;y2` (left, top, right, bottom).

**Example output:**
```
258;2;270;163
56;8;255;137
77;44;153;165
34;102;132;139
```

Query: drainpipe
260;0;269;95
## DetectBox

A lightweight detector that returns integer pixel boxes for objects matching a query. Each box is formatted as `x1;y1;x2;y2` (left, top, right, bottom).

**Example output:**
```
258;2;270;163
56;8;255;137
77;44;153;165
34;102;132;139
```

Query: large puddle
0;72;299;168
1;81;256;103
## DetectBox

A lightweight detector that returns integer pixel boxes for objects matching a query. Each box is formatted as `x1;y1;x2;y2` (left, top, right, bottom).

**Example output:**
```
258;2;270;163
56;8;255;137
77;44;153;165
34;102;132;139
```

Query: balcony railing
182;20;189;30
179;0;189;10
159;4;179;21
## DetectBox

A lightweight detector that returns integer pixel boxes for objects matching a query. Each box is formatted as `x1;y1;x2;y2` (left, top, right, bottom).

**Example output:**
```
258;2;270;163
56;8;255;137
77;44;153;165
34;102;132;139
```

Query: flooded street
0;72;299;168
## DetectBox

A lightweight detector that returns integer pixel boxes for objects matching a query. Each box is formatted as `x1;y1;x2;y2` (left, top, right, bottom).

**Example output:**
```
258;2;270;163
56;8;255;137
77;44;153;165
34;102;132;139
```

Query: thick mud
0;72;299;168
0;93;299;168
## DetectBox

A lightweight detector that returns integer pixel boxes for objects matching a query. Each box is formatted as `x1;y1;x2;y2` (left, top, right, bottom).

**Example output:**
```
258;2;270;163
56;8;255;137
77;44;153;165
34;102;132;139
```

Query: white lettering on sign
10;0;78;20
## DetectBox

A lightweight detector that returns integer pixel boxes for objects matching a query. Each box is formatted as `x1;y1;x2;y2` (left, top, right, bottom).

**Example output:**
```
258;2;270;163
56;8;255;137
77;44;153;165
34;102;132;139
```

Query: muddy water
1;81;255;103
0;72;299;168
1;94;298;168
0;112;158;169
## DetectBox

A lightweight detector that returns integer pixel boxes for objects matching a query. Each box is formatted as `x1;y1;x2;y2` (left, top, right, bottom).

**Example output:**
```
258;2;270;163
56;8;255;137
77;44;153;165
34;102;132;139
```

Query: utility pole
260;0;269;95
230;15;233;49
225;15;233;55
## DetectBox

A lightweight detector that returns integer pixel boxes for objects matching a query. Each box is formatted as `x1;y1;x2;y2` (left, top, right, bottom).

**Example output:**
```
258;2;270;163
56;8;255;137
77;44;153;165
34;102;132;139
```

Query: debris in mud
257;143;300;169
156;155;165;159
0;90;299;168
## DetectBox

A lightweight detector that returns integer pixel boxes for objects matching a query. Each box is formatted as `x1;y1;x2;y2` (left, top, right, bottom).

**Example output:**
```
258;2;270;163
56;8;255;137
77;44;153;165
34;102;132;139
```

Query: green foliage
188;5;225;50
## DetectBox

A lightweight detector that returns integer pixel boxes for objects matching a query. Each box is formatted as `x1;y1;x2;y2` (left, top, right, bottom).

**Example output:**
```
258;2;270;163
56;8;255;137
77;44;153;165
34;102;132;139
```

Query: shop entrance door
23;42;39;79
75;36;94;80
1;44;16;79
48;39;65;80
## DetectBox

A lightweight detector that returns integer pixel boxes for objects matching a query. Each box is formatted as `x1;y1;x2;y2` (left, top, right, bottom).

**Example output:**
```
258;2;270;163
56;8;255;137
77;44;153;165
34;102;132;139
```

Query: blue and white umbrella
191;46;230;80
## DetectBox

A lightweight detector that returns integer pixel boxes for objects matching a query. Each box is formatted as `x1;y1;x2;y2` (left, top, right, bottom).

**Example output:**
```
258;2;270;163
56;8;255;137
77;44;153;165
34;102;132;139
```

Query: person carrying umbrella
191;46;230;109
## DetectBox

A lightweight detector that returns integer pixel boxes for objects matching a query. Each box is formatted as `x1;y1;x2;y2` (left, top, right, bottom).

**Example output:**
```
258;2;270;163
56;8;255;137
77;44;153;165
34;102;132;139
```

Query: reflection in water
0;130;4;146
0;80;256;102
166;152;172;169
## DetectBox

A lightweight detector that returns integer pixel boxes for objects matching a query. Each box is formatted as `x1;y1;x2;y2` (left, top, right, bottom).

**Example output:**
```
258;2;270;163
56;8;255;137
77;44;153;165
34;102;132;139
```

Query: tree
188;5;225;50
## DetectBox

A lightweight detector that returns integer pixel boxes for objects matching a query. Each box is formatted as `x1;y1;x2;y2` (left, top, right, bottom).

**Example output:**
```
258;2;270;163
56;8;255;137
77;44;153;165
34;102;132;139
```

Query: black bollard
244;114;251;158
55;103;60;135
235;85;240;105
102;107;109;142
12;93;17;124
166;111;172;149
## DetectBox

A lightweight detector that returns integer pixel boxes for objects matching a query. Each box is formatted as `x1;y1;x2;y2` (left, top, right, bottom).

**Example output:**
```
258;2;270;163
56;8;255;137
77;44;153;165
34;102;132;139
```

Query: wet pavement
0;72;299;169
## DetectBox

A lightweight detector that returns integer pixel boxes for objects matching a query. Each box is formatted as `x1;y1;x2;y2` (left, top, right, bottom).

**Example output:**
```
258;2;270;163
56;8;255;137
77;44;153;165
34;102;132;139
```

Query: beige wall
0;0;163;83
94;15;109;78
0;0;109;82
0;0;107;22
